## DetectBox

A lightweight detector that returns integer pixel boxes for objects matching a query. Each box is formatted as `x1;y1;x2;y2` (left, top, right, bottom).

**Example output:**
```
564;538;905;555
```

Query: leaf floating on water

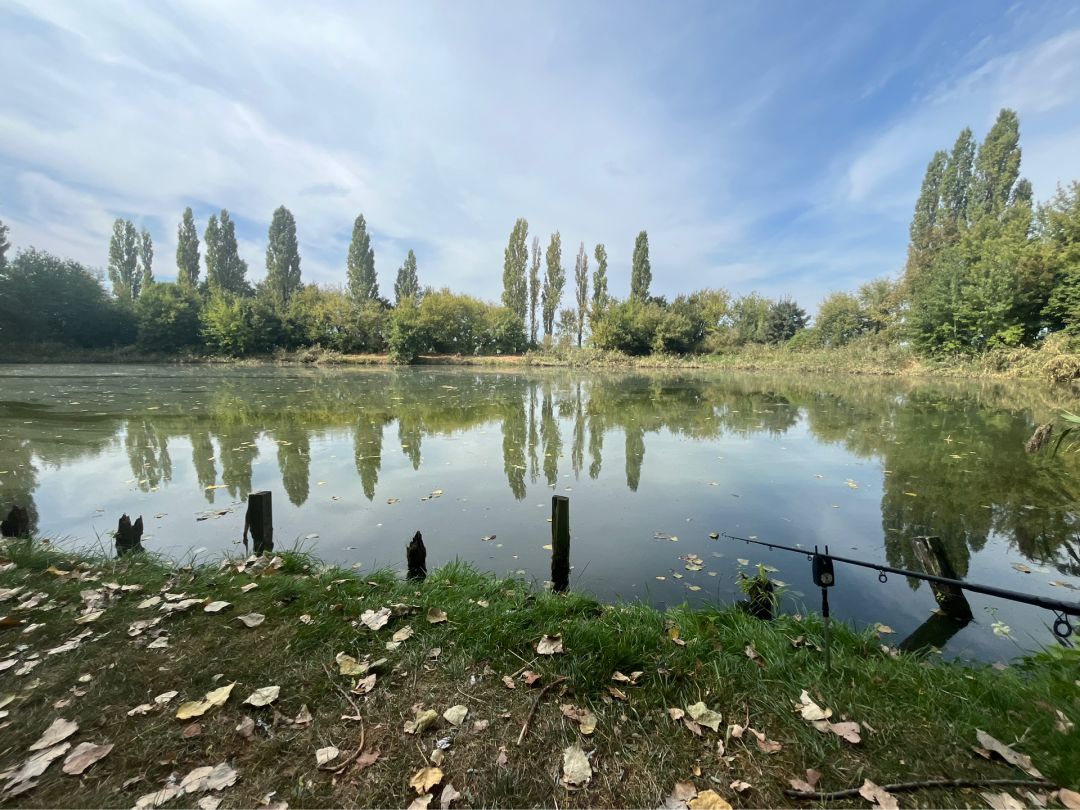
536;634;563;655
874;623;895;635
561;744;592;788
62;742;113;775
1011;563;1032;574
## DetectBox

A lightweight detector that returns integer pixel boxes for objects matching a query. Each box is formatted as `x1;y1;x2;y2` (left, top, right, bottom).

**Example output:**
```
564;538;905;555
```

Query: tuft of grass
0;539;1076;808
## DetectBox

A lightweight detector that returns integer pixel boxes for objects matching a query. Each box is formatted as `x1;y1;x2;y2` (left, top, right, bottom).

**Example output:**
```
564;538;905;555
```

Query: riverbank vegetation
0;538;1076;808
2;108;1080;379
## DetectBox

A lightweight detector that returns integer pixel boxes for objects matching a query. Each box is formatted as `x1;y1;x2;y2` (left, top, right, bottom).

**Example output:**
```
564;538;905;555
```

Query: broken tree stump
243;491;273;555
551;495;570;592
911;535;973;621
407;531;427;580
115;514;144;556
1;506;30;538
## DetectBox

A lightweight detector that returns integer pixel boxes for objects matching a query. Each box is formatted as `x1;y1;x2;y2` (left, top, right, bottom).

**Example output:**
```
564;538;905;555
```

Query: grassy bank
4;337;1080;384
0;539;1076;809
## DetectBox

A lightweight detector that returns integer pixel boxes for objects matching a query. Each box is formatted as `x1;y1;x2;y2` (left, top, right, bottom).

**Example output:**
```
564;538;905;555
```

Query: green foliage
542;232;564;337
0;219;10;268
346;214;378;304
573;242;589;346
591;298;664;355
134;282;201;352
765;298;809;343
528;236;541;345
501;218;529;321
286;284;383;353
394;249;419;305
387;297;425;364
108;218;140;301
857;277;902;334
939;128;976;232
204;210;250;296
727;293;771;344
630;230;651;301
484;305;528;354
971;109;1022;222
200;292;283;356
591;243;609;323
138;228;154;288
0;248;134;347
264;205;302;310
815;292;866;347
176;207;200;289
1041;183;1080;334
387;289;526;362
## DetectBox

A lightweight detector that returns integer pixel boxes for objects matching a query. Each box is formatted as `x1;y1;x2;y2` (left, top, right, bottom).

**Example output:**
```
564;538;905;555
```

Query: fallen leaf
204;601;231;613
294;705;313;726
74;610;104;625
561;744;592;787
180;762;237;793
795;690;833;722
335;652;366;676
975;730;1042;778
667;707;685;721
154;690;178;705
670;781;697;805
135;785;182;809
243;686;280;707
410;767;444;794
729;780;752;793
1058;788;1080;810
315;747;339;766
608;686;629;701
496;746;508;767
29;718;78;750
404;708;439;735
750;728;783;753
127;703;154;716
686;702;722;732
393;625;414;643
501;675;516;690
822;720;861;744
688;789;732;809
361;607;391;631
537;634;564;655
875;623;895;635
176;683;235;719
235;717;255;739
351;674;376;695
62;742;113;775
443;705;468;726
408;796;432;810
980;792;1024;810
182;722;202;738
237;612;265;628
789;778;816;794
240;583;258;593
439;782;461;809
859;779;899;809
198;797;222;810
523;670;542;686
426;608;448;624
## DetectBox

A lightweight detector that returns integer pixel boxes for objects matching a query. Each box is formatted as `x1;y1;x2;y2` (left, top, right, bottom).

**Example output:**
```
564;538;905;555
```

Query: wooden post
243;491;274;555
551;495;570;592
407;531;427;580
1;506;30;539
115;514;144;556
911;535;973;621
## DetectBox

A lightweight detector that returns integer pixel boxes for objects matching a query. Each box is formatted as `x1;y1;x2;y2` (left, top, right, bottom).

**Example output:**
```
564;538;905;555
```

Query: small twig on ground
517;676;568;746
785;777;1055;800
323;663;363;717
456;687;488;704
319;721;366;774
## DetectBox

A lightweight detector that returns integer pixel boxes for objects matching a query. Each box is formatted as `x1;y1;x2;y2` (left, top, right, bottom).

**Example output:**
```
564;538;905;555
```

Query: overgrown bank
0;539;1076;809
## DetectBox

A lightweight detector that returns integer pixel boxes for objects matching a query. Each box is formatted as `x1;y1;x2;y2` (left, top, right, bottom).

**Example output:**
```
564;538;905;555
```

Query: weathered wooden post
911;535;972;621
1;506;30;538
243;491;274;555
551;495;570;592
407;531;427;580
115;514;144;556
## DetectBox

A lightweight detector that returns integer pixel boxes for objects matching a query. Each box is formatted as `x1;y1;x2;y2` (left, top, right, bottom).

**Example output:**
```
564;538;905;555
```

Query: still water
1;364;1078;660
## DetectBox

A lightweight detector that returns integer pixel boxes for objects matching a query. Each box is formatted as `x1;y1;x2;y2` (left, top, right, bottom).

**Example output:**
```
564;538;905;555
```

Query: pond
1;363;1078;660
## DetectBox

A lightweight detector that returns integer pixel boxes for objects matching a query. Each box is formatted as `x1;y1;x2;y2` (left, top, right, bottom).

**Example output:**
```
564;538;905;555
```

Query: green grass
1;539;1077;808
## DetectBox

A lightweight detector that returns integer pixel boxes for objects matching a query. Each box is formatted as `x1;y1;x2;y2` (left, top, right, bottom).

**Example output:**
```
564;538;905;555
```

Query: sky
2;1;1080;310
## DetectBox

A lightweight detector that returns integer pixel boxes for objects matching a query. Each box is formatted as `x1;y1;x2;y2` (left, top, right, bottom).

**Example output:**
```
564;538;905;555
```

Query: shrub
135;283;202;352
201;293;283;356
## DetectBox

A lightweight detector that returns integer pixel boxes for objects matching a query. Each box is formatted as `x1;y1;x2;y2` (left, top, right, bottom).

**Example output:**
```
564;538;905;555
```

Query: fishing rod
720;532;1079;643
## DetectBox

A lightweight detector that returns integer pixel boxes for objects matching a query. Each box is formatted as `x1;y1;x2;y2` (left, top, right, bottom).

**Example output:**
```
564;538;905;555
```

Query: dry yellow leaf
688;789;732;809
410;767;444;794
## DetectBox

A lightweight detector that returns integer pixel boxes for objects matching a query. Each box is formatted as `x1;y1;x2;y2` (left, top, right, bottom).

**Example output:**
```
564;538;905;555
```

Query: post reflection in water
1;364;1078;658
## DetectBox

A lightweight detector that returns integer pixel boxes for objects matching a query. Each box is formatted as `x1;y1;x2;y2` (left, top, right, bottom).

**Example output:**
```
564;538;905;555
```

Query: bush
387;298;426;364
590;299;664;355
201;293;283;356
135;283;202;352
484;306;528;354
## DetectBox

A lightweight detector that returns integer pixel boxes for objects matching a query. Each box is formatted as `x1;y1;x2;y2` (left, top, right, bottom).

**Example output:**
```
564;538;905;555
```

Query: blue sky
2;1;1080;310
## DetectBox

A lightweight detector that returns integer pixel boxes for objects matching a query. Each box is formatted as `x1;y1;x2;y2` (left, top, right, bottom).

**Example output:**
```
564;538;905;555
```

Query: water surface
1;364;1078;660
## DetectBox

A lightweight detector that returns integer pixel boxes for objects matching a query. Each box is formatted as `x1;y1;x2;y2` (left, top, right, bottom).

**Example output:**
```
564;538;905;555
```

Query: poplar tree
939;128;976;232
573;241;589;346
502;217;529;321
528;236;541;345
138;228;154;288
205;210;249;295
591;243;609;319
0;219;10;269
204;214;220;289
541;231;564;338
394;249;419;303
347;214;378;303
631;230;651;301
265;205;302;309
108;218;140;301
176;207;200;289
971;108;1022;221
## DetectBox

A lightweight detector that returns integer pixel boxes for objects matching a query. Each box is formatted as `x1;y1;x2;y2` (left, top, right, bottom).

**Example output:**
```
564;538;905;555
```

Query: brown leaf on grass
392;625;414;643
443;705;468;726
293;705;313;726
743;644;763;666
806;769;822;787
439;782;462;809
315;747;339;766
351;674;377;695
180;763;238;794
237;612;265;628
4;742;71;794
336;653;366;676
667;707;685;721
197;796;222;810
859;779;899;809
74;609;104;624
361;607;391;631
728;724;744;739
671;782;697;803
472;719;490;733
182;723;202;739
975;730;1043;779
537;634;564;655
522;670;542;686
562;744;592;787
243;686;280;707
240;582;258;593
127;703;154;716
29;718;78;751
1054;709;1075;733
355;750;381;772
608;686;629;701
176;683;235;720
410;767;444;794
62;742;113;775
749;728;783;753
560;704;597;735
235;717;255;740
980;793;1024;810
683;718;703;736
501;675;516;690
404;708;439;735
203;601;231;613
794;690;832;722
1057;788;1080;809
496;746;508;767
426;608;448;624
686;702;722;732
789;778;816;794
134;785;182;809
611;671;643;685
154;690;178;705
821;720;861;744
729;780;751;793
408;796;432;810
688;789;732;809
